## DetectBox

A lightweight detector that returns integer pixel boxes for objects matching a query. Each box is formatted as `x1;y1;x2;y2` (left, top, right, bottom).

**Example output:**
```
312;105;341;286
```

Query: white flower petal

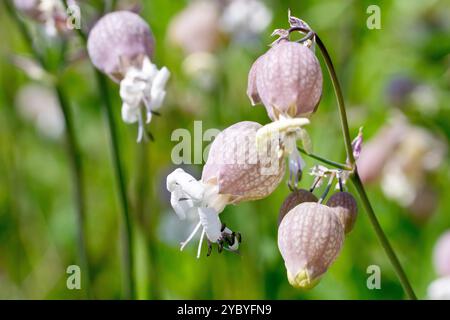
198;207;222;243
121;103;139;123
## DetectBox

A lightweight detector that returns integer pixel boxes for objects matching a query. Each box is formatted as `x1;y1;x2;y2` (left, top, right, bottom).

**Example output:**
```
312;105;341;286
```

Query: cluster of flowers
166;11;359;289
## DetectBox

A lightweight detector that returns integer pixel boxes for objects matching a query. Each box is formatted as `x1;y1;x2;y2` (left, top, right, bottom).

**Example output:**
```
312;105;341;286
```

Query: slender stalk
61;0;136;298
297;147;350;170
314;33;417;299
55;84;92;298
5;0;92;298
94;70;136;299
351;172;418;299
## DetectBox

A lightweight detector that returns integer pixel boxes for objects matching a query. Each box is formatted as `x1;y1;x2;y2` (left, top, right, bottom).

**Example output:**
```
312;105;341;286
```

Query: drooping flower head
168;0;221;55
248;40;323;120
278;202;344;289
167;121;285;258
87;11;170;142
87;10;155;79
247;11;323;189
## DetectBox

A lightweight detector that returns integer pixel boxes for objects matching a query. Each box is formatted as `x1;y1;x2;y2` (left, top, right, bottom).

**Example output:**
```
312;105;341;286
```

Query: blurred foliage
0;0;449;299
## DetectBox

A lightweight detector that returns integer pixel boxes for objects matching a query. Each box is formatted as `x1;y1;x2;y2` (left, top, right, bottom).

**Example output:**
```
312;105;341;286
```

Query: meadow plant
166;10;418;298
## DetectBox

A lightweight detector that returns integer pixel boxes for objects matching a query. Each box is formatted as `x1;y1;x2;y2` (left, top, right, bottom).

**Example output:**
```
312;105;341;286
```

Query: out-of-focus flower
357;116;446;218
87;11;170;142
87;11;155;80
386;76;417;107
357;119;408;184
15;83;64;139
168;1;221;55
119;57;170;141
434;231;450;277
14;0;72;36
427;276;450;300
166;121;285;257
219;0;272;43
278;202;344;289
182;52;219;90
386;76;440;115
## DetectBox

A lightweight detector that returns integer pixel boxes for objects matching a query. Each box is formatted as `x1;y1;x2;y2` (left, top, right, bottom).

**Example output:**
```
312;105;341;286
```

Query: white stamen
166;168;240;257
136;112;144;143
180;221;202;251
197;229;206;259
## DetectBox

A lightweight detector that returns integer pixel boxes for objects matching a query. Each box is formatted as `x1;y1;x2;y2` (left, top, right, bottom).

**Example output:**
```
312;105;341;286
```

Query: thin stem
314;33;417;299
5;0;92;298
55;84;92;298
63;0;136;297
297;147;350;170
94;70;136;299
351;172;417;299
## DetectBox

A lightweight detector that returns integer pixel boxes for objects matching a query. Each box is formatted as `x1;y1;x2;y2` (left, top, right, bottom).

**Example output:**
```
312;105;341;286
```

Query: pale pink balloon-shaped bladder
202;121;285;204
327;192;358;234
247;41;323;120
87;11;155;81
278;202;344;289
278;189;318;225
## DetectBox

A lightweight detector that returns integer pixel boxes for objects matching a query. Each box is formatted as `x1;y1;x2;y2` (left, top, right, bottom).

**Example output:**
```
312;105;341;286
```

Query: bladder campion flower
87;10;170;142
167;121;285;257
247;11;323;189
278;202;344;289
247;40;322;120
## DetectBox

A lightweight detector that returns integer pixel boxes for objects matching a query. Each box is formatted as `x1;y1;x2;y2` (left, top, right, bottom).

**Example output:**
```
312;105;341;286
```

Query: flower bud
433;231;450;277
278;202;344;289
87;11;155;81
278;189;317;225
247;41;323;120
202;121;285;203
326;192;358;234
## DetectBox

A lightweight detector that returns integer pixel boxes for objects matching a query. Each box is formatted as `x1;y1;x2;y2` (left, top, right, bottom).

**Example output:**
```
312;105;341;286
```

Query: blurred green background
0;0;449;299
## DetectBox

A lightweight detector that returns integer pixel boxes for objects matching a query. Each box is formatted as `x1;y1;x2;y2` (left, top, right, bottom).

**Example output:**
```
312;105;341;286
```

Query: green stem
62;0;136;298
351;172;418;299
297;147;350;170
5;0;92;298
55;84;92;298
94;70;136;299
314;34;417;299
